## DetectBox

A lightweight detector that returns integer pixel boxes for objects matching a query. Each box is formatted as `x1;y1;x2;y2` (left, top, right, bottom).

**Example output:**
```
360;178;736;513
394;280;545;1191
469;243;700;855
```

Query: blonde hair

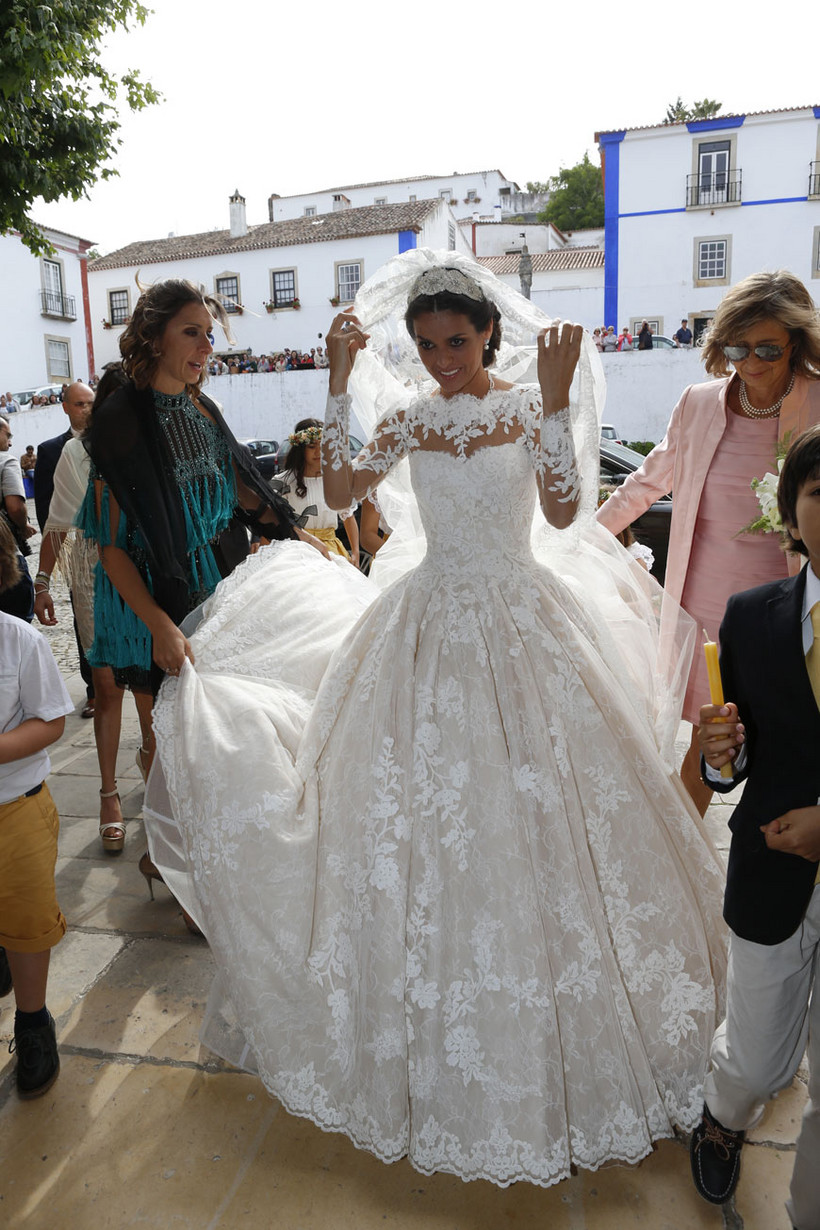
119;278;232;393
0;519;22;594
701;270;820;378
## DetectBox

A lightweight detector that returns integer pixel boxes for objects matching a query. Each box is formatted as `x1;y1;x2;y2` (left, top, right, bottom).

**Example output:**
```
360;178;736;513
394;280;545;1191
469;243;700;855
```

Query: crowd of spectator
208;347;329;376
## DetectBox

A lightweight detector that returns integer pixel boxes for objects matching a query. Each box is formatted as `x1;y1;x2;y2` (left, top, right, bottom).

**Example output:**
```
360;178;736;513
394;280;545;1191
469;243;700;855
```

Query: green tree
663;97;723;124
0;1;160;255
537;154;604;231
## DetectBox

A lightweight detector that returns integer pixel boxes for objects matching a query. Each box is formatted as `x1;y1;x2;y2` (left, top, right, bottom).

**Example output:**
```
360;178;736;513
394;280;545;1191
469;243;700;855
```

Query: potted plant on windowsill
264;300;276;313
292;298;301;310
329;295;340;306
449;198;457;205
463;197;481;204
101;319;113;329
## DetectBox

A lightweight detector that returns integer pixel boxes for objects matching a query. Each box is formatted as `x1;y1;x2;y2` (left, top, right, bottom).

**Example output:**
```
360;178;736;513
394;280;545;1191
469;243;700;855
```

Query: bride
146;249;727;1189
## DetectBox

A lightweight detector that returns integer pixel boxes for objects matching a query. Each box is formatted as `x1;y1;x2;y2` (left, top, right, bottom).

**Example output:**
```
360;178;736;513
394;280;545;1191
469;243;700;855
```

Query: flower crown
288;425;323;446
408;266;486;305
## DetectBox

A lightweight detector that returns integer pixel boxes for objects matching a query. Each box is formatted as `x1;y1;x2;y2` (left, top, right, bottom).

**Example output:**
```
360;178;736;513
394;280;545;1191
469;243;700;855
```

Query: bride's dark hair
404;290;502;368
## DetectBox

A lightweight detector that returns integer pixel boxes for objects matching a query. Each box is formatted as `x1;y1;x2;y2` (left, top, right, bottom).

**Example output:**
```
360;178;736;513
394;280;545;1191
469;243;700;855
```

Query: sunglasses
722;343;788;363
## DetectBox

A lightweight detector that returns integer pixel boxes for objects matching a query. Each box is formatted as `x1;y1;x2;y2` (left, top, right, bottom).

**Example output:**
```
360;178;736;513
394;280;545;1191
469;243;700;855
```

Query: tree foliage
0;1;160;254
537;154;604;231
663;97;723;124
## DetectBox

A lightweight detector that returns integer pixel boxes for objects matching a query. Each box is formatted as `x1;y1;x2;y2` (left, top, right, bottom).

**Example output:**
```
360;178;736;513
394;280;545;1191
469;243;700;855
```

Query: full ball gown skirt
148;440;727;1188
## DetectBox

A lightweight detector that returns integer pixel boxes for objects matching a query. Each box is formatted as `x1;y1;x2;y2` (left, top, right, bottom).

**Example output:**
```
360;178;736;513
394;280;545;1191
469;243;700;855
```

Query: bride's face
412;310;492;399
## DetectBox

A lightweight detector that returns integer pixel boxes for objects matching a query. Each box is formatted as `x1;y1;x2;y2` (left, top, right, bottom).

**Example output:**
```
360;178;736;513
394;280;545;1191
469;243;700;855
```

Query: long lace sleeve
322;391;416;509
522;393;580;529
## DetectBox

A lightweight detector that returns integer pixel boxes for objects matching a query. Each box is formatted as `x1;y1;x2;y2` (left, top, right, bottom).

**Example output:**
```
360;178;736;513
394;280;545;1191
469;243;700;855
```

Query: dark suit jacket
33;428;72;531
711;568;820;944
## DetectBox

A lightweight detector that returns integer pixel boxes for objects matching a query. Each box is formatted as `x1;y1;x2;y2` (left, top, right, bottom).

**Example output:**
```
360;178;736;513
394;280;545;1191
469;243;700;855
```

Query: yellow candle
703;637;733;779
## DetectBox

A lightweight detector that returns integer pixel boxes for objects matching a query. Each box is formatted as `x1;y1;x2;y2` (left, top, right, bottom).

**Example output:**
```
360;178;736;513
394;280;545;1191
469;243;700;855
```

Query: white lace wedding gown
147;385;726;1189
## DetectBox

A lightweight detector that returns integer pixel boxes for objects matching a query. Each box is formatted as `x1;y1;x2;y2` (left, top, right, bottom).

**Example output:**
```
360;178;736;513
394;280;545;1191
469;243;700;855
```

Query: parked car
273;434;364;475
600;424;622;443
643;335;676;350
13;384;65;406
599;440;671;582
241;438;280;478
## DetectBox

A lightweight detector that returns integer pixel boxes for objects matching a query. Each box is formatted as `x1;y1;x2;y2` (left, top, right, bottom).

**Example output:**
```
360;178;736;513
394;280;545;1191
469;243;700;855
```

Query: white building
88;195;473;366
597;104;820;338
0;225;95;390
478;249;605;331
266;171;521;225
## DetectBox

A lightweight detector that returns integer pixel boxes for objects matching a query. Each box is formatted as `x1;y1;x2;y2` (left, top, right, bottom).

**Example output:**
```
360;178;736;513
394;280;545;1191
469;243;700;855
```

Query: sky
33;0;819;255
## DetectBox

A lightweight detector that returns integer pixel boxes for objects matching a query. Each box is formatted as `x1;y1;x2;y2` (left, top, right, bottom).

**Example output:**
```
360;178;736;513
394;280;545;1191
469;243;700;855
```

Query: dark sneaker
0;948;11;998
690;1103;745;1204
10;1012;59;1099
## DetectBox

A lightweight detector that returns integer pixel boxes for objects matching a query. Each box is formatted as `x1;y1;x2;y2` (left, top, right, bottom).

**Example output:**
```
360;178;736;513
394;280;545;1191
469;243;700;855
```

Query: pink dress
680;410;787;722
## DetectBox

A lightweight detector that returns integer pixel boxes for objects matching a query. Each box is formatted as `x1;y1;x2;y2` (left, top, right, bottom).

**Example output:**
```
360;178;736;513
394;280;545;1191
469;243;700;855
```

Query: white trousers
704;887;819;1230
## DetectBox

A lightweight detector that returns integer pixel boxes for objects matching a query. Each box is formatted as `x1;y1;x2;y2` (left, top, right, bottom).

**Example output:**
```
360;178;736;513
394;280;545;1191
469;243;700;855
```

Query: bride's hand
537;322;583;415
327;311;370;395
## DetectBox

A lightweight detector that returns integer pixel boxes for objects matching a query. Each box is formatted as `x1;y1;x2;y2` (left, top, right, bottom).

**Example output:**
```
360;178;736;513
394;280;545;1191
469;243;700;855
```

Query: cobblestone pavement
0;511;807;1228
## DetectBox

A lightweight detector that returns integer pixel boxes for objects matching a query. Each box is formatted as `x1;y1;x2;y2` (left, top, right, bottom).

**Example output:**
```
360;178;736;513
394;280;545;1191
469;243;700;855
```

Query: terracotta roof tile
478;249;605;274
89;200;440;271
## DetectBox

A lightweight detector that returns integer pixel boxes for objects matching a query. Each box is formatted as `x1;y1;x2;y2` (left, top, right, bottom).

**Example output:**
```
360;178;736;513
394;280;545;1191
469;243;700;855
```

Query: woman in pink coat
598;270;820;814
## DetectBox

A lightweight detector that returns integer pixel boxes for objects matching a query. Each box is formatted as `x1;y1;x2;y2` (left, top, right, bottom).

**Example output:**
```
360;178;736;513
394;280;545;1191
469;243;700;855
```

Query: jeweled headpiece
408;267;486;305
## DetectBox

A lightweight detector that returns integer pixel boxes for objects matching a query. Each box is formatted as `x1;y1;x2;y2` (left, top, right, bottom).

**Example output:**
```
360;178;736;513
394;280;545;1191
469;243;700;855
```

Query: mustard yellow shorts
0;782;66;953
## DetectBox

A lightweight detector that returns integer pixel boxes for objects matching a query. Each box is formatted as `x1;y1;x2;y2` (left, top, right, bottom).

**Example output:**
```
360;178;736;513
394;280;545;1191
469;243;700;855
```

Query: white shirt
0;451;25;500
0;613;74;803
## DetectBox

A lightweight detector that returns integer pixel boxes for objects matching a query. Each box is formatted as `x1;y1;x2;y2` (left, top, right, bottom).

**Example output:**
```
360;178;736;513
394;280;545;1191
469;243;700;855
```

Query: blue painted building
596;105;820;339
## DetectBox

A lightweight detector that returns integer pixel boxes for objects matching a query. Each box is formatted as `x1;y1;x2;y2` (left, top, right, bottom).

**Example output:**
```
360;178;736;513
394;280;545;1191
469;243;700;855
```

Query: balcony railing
810;162;820;198
40;290;77;319
686;169;742;208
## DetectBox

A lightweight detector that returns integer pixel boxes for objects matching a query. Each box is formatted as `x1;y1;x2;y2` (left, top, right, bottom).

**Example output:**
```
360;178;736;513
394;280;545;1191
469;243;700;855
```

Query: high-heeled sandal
138;853;204;936
135;746;151;782
99;785;125;853
138;851;163;900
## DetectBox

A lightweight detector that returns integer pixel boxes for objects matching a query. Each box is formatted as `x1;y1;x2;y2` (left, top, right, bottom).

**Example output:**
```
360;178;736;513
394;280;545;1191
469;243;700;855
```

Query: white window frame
270;267;298;308
688;134;738;210
629;317;663;337
335;259;363;303
107;287;130;326
215;272;241;313
374;196;387;206
693;235;731;287
44;335;72;381
409;194;417;203
304;206;316;217
439;188;451;200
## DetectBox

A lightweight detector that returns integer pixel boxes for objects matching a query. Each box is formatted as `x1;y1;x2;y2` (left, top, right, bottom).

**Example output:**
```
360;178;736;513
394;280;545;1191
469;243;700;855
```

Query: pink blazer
597;373;820;607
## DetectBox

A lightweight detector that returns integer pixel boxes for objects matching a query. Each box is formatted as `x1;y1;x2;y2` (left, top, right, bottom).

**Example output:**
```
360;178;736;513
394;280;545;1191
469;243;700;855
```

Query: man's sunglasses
722;344;788;363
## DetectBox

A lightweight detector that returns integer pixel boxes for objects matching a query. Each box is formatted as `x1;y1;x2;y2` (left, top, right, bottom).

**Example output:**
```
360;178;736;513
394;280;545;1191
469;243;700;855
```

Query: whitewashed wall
599;348;712;441
1;230;92;390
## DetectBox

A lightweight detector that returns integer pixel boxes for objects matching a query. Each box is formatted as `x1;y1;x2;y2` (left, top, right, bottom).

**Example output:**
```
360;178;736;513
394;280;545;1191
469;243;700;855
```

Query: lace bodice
411;444;537;578
323;386;579;526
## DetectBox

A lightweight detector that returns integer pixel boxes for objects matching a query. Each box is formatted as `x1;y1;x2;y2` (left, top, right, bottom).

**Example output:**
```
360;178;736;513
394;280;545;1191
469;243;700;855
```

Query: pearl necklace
738;372;795;419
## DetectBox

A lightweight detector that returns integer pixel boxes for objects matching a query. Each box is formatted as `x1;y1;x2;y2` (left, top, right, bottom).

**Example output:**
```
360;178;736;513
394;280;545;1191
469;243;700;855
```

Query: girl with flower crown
145;249;726;1190
273;417;359;564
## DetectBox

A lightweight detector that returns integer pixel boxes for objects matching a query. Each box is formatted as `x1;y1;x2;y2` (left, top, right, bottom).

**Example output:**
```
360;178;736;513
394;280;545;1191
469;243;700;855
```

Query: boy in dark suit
691;425;820;1229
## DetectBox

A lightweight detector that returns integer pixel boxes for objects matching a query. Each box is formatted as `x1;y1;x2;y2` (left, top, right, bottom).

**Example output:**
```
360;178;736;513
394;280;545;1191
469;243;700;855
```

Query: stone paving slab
0;674;806;1229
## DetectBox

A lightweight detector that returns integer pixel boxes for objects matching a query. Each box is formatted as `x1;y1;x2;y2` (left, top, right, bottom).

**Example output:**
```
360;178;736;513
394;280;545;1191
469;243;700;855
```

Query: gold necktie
807;603;820;710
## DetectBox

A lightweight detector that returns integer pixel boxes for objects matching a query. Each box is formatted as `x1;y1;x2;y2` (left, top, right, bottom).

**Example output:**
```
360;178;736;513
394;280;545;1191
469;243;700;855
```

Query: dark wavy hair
777;424;820;556
88;363;129;426
284;417;323;498
0;518;22;594
119;279;231;393
404;288;502;368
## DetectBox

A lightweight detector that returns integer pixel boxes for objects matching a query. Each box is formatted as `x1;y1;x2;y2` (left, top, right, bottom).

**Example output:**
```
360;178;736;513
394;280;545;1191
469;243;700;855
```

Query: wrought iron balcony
809;162;820;198
686;169;742;208
40;290;77;319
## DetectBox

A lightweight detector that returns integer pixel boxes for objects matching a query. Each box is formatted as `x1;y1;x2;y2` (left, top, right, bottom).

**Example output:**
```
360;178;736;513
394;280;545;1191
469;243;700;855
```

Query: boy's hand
761;807;820;862
698;702;745;770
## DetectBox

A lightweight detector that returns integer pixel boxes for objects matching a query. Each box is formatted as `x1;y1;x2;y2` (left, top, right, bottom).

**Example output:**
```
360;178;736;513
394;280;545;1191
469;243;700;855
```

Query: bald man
34;382;96;713
33;382;94;532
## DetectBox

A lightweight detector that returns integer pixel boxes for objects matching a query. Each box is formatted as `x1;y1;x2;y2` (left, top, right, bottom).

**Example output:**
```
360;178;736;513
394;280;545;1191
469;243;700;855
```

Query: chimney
230;190;247;238
267;193;281;222
332;194;351;212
